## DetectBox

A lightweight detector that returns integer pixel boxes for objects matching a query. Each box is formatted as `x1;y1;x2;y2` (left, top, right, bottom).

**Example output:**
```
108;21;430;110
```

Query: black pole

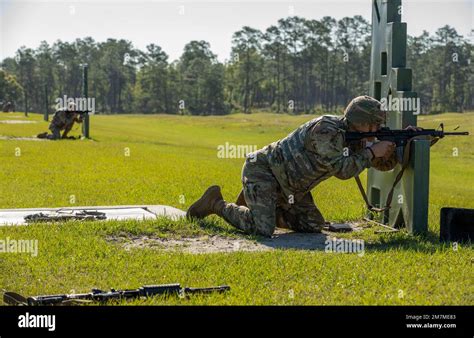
24;91;28;117
44;84;48;121
82;64;90;138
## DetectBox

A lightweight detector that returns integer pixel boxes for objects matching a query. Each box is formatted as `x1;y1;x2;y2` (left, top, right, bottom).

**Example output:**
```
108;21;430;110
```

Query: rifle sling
354;175;385;213
355;136;439;213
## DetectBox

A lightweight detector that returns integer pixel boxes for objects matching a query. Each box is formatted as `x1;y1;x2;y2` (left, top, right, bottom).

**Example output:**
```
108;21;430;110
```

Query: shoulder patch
312;117;342;135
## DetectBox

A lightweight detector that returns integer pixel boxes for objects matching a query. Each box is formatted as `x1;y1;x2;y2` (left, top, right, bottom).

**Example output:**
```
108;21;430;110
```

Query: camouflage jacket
50;110;81;130
256;115;397;201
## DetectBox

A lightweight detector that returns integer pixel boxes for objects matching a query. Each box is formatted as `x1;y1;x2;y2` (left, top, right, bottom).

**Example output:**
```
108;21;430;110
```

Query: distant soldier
2;101;14;112
187;96;421;237
37;102;83;140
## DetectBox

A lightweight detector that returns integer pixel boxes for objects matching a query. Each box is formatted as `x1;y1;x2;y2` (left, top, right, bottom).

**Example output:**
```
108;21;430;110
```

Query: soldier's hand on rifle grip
405;125;422;131
369;141;396;158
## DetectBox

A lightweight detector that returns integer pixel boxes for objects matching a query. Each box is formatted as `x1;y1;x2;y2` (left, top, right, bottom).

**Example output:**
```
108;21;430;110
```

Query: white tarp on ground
0;120;37;124
0;205;186;226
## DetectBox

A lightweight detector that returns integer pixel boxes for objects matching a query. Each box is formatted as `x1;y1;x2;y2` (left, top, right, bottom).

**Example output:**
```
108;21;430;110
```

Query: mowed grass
0;111;472;305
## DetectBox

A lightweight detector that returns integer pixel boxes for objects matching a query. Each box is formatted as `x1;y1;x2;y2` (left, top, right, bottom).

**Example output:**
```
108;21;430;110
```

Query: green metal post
367;0;429;234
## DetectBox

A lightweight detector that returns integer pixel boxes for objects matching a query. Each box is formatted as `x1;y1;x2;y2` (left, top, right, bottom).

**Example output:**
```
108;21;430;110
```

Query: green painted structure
367;0;430;234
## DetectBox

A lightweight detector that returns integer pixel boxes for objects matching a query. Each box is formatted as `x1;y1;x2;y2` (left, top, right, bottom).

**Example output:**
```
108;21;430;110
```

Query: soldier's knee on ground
281;210;323;233
255;224;274;237
50;128;61;140
252;215;275;237
220;204;275;237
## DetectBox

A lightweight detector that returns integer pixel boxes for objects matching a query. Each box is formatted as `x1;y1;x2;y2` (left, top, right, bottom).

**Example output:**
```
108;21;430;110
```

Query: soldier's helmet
66;102;76;111
344;96;385;125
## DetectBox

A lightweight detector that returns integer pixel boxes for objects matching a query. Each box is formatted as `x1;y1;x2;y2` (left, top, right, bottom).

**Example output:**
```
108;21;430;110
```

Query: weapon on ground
24;210;107;223
3;284;230;306
344;123;469;162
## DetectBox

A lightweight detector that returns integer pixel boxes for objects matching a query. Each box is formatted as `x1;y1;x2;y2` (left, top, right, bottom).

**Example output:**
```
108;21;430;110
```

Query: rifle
3;284;230;306
344;124;469;212
63;110;94;118
344;123;469;162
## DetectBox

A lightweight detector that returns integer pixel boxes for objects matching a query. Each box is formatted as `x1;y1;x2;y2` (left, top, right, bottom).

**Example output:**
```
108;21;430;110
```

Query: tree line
1;16;473;115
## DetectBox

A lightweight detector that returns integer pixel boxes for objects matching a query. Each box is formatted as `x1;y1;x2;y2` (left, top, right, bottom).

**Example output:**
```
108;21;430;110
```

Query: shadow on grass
195;219;332;251
364;235;440;254
103;216;469;254
200;220;467;253
259;231;330;250
255;231;453;253
365;229;473;253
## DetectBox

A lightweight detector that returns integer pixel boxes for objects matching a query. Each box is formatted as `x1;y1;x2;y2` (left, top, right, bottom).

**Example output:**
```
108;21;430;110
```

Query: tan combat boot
186;185;225;219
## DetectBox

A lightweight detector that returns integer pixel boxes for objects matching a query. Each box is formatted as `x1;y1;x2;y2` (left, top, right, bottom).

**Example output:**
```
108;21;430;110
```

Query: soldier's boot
186;185;225;219
276;209;290;229
235;189;247;207
37;132;48;139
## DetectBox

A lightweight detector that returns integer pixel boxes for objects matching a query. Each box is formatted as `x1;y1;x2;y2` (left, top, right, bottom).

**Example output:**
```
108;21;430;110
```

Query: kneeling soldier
37;102;83;140
187;96;405;237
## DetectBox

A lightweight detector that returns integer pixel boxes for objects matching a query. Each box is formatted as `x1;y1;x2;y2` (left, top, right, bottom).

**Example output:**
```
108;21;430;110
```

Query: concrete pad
0;205;186;226
0;136;47;141
0;120;37;124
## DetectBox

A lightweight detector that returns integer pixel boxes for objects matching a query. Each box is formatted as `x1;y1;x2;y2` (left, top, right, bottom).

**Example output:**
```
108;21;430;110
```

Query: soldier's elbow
334;171;355;180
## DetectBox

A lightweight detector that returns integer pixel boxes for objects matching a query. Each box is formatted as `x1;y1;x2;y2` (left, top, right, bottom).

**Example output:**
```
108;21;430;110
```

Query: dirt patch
109;234;272;253
107;228;344;254
0;120;37;124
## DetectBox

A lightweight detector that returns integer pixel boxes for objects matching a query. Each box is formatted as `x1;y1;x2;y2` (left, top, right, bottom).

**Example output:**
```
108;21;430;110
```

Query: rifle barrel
344;129;469;140
183;285;231;294
443;132;469;135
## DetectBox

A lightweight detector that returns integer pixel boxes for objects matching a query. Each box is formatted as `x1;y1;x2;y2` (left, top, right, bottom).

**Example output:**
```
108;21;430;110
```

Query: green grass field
0;111;472;305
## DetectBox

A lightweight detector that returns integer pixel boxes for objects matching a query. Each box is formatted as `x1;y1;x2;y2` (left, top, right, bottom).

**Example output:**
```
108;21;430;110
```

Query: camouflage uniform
220;115;397;237
47;110;82;139
2;101;14;112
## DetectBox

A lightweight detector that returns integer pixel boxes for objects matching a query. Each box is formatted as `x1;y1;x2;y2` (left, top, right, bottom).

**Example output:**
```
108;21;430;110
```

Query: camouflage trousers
47;125;62;140
221;157;325;237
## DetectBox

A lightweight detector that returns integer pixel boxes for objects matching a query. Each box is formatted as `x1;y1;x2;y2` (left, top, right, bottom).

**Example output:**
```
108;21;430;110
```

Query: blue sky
1;0;472;62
